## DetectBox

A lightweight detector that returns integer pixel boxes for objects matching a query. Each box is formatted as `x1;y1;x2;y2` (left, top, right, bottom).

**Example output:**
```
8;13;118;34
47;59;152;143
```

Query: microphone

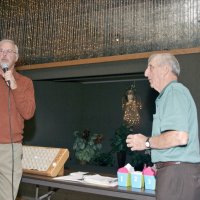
1;63;10;86
1;63;9;72
1;63;9;73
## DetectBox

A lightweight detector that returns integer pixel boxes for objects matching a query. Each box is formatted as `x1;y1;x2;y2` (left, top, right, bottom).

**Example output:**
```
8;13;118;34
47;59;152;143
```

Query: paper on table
54;172;118;187
70;171;88;176
83;174;118;187
54;171;88;182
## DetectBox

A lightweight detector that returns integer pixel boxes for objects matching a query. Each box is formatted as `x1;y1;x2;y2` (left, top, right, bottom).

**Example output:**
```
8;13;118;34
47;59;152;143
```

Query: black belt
155;161;182;169
155;161;200;170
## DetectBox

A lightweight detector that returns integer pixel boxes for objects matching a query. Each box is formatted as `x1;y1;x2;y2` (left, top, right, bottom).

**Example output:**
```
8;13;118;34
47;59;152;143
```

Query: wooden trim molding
16;47;200;71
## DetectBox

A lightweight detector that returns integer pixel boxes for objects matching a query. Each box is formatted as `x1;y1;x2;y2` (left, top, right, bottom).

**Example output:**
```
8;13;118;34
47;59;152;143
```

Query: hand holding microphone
1;63;17;89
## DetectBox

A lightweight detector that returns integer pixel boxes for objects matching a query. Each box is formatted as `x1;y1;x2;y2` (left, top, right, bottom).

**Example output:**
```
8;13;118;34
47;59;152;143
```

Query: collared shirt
0;70;35;143
151;80;200;163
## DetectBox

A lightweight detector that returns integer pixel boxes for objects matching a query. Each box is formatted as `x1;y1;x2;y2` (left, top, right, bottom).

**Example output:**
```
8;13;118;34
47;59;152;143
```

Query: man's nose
144;67;149;77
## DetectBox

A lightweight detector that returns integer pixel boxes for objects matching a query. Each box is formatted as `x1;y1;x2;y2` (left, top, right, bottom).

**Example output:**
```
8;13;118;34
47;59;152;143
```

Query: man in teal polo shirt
126;53;200;200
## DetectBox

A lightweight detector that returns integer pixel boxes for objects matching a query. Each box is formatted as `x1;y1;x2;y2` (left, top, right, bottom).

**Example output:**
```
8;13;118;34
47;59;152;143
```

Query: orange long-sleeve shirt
0;70;36;143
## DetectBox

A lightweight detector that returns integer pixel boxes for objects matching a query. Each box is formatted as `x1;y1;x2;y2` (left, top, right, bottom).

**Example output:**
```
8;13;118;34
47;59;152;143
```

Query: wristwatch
145;137;151;149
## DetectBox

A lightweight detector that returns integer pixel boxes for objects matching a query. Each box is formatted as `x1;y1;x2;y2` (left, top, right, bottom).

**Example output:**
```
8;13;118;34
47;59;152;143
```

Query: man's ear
162;64;170;76
15;54;19;62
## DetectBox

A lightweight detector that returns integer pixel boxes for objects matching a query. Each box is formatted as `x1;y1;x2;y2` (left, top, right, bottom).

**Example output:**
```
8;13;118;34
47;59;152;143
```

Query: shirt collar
157;80;178;100
13;70;20;80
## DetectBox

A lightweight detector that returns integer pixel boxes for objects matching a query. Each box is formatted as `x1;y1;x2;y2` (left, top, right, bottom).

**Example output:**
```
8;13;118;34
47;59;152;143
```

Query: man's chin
149;83;154;88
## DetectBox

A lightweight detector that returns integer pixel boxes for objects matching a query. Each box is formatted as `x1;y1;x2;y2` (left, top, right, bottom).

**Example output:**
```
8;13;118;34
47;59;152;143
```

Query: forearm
149;131;189;149
126;131;189;151
12;79;36;119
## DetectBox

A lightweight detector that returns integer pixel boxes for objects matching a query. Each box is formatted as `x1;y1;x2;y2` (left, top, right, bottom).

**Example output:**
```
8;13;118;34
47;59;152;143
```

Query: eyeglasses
0;48;17;55
147;64;159;71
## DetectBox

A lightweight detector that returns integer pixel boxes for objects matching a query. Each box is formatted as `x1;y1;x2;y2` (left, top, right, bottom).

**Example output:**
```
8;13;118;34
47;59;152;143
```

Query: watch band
145;137;151;148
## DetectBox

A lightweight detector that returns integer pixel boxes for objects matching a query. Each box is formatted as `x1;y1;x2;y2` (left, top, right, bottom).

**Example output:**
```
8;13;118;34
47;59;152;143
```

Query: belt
155;161;181;169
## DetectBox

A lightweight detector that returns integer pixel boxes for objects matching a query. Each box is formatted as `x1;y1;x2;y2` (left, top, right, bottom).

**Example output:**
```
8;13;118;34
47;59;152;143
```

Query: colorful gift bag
143;166;156;190
117;172;131;187
117;163;134;187
144;175;156;190
131;171;144;189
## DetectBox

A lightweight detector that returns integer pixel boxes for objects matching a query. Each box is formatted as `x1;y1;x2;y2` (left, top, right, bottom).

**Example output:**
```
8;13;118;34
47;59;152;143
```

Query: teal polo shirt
151;80;200;163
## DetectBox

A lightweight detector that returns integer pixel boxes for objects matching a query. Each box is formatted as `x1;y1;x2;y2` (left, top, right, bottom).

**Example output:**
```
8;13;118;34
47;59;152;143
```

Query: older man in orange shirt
0;39;36;200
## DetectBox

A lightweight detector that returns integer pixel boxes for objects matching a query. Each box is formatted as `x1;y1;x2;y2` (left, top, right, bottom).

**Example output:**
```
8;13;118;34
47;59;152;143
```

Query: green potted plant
73;129;103;164
93;152;114;167
110;124;132;168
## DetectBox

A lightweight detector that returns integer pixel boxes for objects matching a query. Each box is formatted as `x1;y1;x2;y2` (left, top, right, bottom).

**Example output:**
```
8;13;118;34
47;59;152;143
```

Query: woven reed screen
0;0;199;66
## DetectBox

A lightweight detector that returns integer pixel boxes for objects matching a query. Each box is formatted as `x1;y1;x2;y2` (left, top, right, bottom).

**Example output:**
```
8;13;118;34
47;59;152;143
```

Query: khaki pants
156;162;200;200
0;143;23;200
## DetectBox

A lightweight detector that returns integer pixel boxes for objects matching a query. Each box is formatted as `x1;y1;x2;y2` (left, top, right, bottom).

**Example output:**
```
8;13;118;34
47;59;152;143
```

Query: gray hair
0;39;19;55
148;53;180;76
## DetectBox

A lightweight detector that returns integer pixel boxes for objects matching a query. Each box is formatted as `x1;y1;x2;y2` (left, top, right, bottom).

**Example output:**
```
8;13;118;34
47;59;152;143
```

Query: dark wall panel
23;79;157;167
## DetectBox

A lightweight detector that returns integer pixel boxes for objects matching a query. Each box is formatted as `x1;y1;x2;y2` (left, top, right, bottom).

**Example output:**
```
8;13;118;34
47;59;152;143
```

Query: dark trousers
156;163;200;200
